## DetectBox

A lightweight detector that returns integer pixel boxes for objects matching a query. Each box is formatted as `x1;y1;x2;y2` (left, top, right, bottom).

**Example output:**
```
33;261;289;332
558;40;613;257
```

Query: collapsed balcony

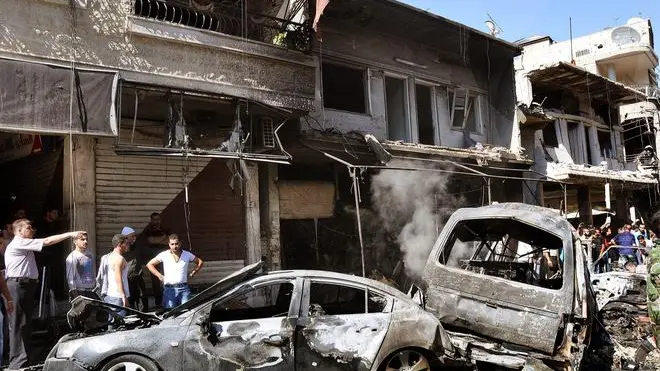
133;0;312;52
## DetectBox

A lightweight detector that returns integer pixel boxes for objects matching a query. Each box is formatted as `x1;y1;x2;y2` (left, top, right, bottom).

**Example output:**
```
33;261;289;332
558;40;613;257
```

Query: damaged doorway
0;132;66;297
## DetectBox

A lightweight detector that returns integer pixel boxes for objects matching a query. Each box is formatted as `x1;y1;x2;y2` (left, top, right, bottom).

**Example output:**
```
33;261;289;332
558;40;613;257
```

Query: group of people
0;211;204;370
579;221;656;274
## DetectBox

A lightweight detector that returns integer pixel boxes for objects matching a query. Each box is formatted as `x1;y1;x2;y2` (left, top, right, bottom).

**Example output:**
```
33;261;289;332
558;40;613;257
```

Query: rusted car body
43;262;455;371
421;203;596;370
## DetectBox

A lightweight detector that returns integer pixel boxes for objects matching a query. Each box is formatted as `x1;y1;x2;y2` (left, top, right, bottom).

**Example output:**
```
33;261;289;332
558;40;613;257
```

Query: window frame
449;88;484;135
299;278;393;319
321;61;369;115
206;278;300;322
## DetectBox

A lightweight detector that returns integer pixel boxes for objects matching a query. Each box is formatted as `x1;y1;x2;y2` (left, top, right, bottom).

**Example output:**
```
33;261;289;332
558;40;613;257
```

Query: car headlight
56;338;86;359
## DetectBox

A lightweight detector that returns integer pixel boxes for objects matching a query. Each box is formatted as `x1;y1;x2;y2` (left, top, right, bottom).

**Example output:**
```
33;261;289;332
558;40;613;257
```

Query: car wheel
100;354;159;371
384;349;432;371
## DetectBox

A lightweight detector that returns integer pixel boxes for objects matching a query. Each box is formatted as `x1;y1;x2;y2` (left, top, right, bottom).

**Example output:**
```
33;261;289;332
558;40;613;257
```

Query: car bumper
43;358;88;371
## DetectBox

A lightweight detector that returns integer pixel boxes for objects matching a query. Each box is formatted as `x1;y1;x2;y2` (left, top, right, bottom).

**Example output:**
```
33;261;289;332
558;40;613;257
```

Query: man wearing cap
122;226;148;311
5;218;84;369
146;234;203;309
65;232;97;300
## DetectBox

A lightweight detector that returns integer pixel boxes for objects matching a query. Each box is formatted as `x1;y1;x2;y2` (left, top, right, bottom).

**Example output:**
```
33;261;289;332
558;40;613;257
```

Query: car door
183;277;302;370
294;278;393;371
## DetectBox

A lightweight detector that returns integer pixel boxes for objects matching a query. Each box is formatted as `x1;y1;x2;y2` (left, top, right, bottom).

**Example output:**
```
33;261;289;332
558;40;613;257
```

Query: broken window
322;63;367;114
308;283;388;316
597;130;615;159
439;218;564;290
416;84;435;145
385;76;409;141
118;85;290;163
450;89;481;134
209;282;294;322
542;122;559;147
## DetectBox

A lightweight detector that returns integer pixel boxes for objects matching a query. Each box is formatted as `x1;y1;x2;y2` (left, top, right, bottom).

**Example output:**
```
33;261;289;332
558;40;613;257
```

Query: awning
528;62;647;104
0;59;118;136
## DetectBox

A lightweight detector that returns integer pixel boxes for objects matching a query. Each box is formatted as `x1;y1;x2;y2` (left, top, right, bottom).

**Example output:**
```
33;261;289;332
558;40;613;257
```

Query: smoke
371;160;463;279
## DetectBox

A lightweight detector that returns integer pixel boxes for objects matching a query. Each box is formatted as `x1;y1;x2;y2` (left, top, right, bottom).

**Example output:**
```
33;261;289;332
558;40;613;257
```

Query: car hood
163;261;264;318
67;296;162;333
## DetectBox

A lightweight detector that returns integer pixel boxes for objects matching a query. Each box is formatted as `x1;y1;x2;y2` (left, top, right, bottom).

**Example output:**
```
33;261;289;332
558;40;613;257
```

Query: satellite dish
484;13;503;37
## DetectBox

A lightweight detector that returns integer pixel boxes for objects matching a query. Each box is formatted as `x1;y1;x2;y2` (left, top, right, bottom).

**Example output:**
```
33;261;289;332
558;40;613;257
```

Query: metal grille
261;117;275;148
133;0;312;52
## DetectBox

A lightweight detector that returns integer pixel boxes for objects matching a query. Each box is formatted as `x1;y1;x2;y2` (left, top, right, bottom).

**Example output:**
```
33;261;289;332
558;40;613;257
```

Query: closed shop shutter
95;138;245;262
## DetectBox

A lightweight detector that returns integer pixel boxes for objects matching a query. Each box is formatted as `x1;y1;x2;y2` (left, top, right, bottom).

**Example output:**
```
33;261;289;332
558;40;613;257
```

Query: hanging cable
68;0;78;232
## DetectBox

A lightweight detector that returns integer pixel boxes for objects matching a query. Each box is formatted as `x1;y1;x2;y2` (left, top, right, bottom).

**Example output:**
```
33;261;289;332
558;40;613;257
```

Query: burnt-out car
421;203;597;370
44;262;455;371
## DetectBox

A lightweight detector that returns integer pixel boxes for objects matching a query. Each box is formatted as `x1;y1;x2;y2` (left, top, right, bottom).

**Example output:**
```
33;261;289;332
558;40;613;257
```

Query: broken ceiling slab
547;162;657;185
528;62;648;104
382;141;532;165
518;103;553;130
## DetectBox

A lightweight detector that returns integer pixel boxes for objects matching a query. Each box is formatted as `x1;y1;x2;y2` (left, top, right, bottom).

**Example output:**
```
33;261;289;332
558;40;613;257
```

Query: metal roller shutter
95;138;246;262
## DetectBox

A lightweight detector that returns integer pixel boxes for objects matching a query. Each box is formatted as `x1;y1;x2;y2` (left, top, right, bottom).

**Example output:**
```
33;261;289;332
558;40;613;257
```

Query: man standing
0;232;14;361
65;233;97;300
613;224;639;265
122;226;148;311
5;219;84;369
142;213;169;307
35;208;65;296
105;234;130;318
146;234;203;309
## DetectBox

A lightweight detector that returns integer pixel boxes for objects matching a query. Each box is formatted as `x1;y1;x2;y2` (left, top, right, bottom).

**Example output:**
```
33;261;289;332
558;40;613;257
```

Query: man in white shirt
65;233;97;300
146;234;203;309
5;218;84;369
105;234;130;318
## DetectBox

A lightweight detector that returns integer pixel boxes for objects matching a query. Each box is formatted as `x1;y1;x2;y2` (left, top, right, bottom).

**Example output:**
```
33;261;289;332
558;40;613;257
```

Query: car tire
379;348;434;371
99;354;159;371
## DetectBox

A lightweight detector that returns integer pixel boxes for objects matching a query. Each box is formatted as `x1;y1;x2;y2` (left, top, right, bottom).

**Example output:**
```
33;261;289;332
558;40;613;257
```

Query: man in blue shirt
613;224;639;264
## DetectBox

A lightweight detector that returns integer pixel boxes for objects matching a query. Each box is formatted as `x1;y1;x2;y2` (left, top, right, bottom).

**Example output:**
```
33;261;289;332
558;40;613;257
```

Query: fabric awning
0;59;118;136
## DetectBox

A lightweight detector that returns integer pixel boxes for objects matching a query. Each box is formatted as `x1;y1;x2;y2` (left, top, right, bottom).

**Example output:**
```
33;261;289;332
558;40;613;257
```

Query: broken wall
0;0;315;111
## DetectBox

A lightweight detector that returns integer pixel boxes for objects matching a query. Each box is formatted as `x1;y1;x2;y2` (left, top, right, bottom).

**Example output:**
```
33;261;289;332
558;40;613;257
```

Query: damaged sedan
421;203;597;370
44;262;455;371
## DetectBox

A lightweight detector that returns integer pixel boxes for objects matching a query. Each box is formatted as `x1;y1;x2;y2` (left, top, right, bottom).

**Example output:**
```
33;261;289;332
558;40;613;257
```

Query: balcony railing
133;0;312;52
631;84;660;98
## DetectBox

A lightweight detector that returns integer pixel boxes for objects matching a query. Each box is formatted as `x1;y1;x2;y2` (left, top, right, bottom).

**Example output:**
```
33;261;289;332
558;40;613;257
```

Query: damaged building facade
0;0;316;298
280;0;530;285
515;18;660;226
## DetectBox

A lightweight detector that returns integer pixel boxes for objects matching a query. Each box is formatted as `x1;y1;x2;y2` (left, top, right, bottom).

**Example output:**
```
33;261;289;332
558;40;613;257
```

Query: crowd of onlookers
578;220;656;274
0;209;203;370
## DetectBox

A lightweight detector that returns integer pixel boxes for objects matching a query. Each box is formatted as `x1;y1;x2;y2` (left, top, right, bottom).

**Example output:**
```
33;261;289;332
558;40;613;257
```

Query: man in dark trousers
122;226;148;311
141;213;169;308
5;219;84;369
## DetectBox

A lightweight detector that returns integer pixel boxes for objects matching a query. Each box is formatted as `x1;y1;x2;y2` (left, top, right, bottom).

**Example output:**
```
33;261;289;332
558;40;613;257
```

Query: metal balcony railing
631;84;660;98
133;0;312;52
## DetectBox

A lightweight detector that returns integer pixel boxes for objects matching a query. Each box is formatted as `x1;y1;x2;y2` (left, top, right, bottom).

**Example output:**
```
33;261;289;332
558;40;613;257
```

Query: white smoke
371;160;463;279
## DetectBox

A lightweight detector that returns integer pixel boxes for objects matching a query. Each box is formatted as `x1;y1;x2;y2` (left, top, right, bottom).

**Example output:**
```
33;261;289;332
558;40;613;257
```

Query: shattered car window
439;219;565;290
210;282;294;322
308;283;388;316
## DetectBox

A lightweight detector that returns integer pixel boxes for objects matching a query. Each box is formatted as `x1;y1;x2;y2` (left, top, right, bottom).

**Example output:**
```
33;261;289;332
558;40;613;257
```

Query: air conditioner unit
261;117;275;148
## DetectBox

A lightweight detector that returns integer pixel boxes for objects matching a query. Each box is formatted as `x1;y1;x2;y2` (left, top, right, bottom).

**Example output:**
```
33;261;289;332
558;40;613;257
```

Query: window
598;130;615;158
542;122;559;147
450;89;481;134
415;84;435;145
385;76;409;141
210;282;294;322
322;63;366;113
308;283;388;316
439;219;564;290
